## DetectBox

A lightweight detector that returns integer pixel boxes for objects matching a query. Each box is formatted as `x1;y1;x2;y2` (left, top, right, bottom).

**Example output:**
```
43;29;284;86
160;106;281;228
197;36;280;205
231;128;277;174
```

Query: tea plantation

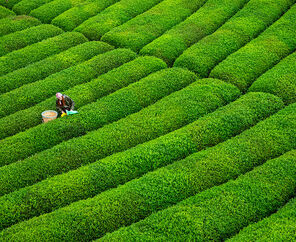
0;0;295;240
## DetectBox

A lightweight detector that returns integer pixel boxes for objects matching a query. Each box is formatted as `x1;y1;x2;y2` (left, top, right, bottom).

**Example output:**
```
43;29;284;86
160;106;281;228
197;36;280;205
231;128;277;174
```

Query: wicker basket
41;110;58;123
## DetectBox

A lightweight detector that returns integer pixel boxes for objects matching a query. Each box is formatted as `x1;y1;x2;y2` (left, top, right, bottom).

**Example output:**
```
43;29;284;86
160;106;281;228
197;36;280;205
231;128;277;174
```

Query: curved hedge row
0;6;15;18
0;0;22;9
0;15;41;37
0;78;240;196
0;24;63;56
101;149;296;241
74;0;164;39
0;57;166;164
12;0;54;15
174;0;294;77
140;0;250;65
0;92;284;230
1;102;295;241
249;51;296;105
0;31;87;76
30;0;87;24
0;48;139;118
0;56;165;140
101;0;207;52
210;4;296;92
0;41;110;94
51;0;121;31
229;196;296;241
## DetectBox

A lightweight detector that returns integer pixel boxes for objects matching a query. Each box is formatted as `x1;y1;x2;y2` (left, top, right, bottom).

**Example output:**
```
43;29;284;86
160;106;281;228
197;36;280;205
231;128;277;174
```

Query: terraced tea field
0;0;295;240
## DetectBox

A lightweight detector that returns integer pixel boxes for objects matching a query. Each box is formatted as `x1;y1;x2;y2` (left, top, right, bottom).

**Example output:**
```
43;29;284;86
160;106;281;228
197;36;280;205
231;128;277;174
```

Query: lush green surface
210;4;296;91
249;51;296;105
1;102;295;241
0;5;15;18
0;57;166;164
74;0;163;39
228;196;296;241
0;31;87;76
12;0;54;15
0;56;164;140
0;15;41;37
0;47;138;118
101;148;296;241
0;78;239;196
0;41;108;94
101;0;207;52
0;92;283;230
0;24;63;56
140;0;250;65
0;0;295;240
52;0;120;31
30;0;87;24
174;0;294;77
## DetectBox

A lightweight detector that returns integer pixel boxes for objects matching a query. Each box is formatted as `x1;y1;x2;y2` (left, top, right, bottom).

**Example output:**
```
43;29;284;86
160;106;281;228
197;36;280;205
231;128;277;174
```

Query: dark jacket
56;94;75;114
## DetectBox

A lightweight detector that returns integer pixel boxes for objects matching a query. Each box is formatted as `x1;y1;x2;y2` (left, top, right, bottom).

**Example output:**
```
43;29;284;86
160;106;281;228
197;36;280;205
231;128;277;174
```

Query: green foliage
0;15;41;37
0;41;113;94
1;103;295;240
51;0;121;31
0;92;286;230
100;149;296;241
74;0;163;39
101;0;207;52
140;0;250;65
0;32;87;76
0;56;166;163
30;0;87;24
0;0;22;9
0;56;165;140
174;0;294;77
0;6;16;18
0;78;240;196
0;47;139;118
228;196;296;241
12;0;54;15
249;51;296;105
0;24;63;56
210;4;296;91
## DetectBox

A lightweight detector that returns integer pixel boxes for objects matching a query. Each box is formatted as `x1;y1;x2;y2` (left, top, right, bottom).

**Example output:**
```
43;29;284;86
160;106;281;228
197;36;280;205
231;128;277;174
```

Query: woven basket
41;110;58;123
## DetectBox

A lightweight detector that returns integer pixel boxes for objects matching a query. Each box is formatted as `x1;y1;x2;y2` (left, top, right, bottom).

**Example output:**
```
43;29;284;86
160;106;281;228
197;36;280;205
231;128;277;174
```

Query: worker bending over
56;92;75;117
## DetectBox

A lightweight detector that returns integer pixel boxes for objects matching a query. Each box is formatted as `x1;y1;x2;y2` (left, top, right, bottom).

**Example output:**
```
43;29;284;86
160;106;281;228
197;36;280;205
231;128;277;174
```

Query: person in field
56;92;75;117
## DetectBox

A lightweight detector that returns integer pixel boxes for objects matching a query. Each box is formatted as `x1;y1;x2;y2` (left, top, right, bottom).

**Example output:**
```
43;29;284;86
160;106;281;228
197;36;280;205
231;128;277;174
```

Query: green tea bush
101;149;296;241
0;6;16;18
0;41;111;94
0;48;139;118
210;4;296;91
1;104;295;240
30;0;87;24
74;0;164;39
0;78;239;195
0;57;166;163
140;0;250;65
0;15;41;37
0;24;63;56
229;197;296;241
0;56;165;140
174;0;294;77
0;32;87;76
0;0;22;9
0;92;284;230
249;51;296;105
101;0;207;52
51;0;121;31
12;0;54;15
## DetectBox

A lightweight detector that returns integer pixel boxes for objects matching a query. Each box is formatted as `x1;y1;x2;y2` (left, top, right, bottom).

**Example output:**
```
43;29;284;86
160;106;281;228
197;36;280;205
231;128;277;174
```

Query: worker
56;92;75;117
